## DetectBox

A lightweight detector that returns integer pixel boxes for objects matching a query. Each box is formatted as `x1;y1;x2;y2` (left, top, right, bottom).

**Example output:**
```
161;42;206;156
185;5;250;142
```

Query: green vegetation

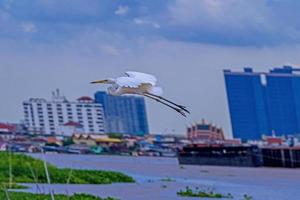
107;133;123;139
0;152;134;188
177;187;233;199
243;194;253;200
1;182;28;189
0;192;118;200
62;138;74;146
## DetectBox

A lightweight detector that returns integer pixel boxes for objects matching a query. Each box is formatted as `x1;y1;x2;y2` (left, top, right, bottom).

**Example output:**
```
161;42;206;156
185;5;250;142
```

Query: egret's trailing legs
145;92;190;114
143;93;187;117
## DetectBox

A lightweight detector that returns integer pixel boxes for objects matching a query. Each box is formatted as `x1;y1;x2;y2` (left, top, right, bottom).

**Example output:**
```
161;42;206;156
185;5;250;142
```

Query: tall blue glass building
94;91;149;136
224;66;300;140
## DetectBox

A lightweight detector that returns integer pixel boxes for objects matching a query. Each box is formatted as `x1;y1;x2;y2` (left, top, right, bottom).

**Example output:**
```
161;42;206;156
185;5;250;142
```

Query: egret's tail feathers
149;87;163;96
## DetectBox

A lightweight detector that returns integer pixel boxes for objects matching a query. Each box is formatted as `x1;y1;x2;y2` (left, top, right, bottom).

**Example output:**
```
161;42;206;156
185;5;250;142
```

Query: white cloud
21;22;37;33
100;45;119;56
134;18;160;29
153;23;160;29
115;5;129;16
133;18;145;25
168;0;270;31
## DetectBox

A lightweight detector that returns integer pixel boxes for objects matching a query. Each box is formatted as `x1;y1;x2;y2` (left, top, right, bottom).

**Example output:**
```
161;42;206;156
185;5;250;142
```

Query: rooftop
77;96;94;102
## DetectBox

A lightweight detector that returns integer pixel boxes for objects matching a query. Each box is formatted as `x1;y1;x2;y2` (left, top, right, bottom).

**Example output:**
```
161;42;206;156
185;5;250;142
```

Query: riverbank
28;154;300;200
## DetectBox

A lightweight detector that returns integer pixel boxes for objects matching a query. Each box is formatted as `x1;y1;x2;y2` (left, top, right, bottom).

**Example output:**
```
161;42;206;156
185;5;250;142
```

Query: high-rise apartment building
224;66;300;140
23;90;105;135
94;91;149;135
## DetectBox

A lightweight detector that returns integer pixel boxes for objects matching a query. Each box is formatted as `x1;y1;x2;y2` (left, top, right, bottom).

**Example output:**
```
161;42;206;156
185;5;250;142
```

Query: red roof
77;96;93;101
266;137;283;145
64;121;82;127
0;123;15;132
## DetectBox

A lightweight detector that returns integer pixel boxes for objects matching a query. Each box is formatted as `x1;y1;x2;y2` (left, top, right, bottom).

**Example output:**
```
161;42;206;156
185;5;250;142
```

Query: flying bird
91;71;190;117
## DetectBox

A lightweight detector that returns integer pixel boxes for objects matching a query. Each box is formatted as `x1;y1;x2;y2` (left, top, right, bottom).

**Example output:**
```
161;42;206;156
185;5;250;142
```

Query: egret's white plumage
91;71;189;116
125;71;157;86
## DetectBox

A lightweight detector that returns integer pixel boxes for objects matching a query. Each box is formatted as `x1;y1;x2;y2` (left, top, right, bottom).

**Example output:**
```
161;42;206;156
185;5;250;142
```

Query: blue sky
1;0;300;137
2;0;300;47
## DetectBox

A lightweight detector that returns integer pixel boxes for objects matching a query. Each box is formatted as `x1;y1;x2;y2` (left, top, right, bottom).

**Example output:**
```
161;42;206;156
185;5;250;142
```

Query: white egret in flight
91;71;190;117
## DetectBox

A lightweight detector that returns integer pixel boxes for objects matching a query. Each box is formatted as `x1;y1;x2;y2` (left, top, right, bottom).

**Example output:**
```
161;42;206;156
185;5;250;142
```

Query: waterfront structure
178;145;263;167
23;90;105;135
94;91;149;135
186;120;225;142
224;66;300;140
178;144;300;168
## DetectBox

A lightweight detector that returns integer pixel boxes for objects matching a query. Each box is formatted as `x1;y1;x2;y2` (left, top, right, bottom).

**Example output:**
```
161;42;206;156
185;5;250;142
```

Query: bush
177;186;233;199
0;152;134;187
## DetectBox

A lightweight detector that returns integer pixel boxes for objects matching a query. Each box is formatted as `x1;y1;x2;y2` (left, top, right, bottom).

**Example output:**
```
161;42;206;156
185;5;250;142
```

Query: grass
177;187;233;199
0;191;118;200
0;152;134;188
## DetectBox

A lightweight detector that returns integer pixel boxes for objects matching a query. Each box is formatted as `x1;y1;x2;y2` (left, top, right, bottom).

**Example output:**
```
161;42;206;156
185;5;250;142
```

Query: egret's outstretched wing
125;71;157;86
116;77;145;88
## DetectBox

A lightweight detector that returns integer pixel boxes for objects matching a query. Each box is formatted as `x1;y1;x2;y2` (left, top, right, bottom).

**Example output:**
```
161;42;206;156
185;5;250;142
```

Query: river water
21;154;300;200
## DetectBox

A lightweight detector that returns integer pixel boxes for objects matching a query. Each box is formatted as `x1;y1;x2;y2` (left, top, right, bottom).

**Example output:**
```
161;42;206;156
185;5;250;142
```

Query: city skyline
2;1;300;137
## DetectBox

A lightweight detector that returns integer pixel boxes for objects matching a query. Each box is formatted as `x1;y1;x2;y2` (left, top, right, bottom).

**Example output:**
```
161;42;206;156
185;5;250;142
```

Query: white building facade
23;90;105;135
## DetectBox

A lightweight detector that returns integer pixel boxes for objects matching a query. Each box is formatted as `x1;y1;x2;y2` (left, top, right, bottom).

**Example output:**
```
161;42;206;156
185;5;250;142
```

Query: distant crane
91;71;190;117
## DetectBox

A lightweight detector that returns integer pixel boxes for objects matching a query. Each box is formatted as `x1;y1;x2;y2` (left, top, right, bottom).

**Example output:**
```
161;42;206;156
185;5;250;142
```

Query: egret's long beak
90;80;108;84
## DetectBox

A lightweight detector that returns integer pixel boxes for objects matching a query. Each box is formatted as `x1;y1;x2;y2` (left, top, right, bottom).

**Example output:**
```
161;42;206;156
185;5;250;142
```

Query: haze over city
2;0;300;137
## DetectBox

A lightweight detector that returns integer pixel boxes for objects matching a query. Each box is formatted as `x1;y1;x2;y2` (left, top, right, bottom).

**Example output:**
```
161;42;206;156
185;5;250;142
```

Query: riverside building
224;66;300;140
95;91;149;136
23;90;105;135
